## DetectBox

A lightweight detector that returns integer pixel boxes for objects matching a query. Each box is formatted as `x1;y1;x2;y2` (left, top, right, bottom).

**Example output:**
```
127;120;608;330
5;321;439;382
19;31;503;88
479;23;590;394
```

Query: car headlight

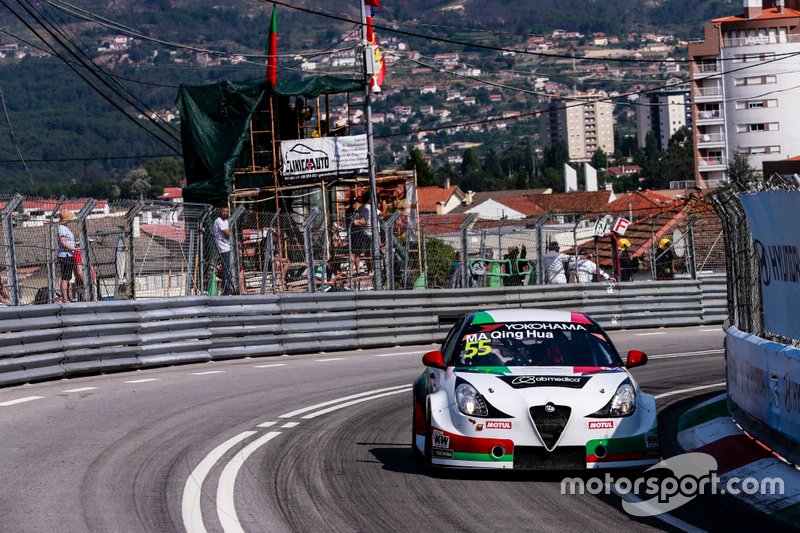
589;380;637;417
455;383;488;416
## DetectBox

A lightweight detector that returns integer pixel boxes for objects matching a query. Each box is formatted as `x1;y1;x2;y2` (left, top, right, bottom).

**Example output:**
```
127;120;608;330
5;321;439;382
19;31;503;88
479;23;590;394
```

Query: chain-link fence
0;192;730;305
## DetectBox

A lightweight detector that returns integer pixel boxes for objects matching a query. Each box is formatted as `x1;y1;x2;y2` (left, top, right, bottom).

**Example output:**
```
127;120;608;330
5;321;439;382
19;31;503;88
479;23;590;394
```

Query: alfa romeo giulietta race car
412;309;660;469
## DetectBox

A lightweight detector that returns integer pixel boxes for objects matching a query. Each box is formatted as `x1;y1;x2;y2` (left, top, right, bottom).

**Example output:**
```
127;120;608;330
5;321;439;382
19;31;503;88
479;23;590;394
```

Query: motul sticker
588;421;614;429
485;421;512;430
432;429;450;449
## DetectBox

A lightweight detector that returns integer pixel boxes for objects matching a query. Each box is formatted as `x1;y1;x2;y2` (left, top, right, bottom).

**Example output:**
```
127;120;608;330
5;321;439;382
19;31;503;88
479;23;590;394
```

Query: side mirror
422;350;446;369
626;350;648;369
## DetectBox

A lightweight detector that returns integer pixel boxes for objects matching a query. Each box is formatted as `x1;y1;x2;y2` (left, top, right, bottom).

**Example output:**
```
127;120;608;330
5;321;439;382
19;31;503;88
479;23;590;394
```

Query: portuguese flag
266;6;278;86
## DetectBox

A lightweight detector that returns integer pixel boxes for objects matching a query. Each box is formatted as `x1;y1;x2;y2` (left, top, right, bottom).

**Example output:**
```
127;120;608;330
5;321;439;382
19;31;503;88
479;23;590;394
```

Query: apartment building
540;94;615;163
635;86;692;151
688;0;800;187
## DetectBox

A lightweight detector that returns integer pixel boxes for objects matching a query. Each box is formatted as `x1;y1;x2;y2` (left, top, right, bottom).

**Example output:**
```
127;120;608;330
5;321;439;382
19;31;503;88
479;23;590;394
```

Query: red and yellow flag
364;1;385;93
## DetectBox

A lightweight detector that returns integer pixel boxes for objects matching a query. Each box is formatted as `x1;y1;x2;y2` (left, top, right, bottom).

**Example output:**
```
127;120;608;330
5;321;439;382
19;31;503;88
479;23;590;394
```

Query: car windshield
451;321;622;367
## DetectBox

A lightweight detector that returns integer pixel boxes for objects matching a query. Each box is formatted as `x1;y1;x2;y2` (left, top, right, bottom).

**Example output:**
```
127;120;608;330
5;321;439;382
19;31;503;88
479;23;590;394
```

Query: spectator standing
655;238;675;280
573;250;615;283
503;245;529;286
57;210;78;302
358;192;381;273
0;275;9;305
543;241;570;284
213;206;233;295
345;196;366;274
618;238;640;282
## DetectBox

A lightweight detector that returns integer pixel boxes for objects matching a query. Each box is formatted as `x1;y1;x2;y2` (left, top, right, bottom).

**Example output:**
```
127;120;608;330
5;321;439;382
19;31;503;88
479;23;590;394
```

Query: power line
0;84;38;193
0;154;176;163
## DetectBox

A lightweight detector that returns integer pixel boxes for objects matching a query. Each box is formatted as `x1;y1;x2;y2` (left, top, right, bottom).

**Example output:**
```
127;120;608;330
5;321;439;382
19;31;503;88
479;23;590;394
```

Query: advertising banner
738;191;800;340
727;326;800;444
280;134;368;184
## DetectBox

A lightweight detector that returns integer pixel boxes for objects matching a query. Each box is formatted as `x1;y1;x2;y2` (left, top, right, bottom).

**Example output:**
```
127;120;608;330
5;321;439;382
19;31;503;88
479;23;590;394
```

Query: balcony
722;34;800;48
694;86;723;102
693;62;720;75
696;109;724;124
697;132;725;147
698;156;727;171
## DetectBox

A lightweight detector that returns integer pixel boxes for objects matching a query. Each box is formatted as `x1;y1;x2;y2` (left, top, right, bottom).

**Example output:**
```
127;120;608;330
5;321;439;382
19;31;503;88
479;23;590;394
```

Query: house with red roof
156;187;184;203
416;184;466;215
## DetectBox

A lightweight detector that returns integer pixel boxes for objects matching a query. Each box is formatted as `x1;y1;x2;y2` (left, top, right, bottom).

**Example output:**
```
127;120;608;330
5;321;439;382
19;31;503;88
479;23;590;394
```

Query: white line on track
182;431;256;533
634;332;667;336
649;349;723;360
256;421;276;428
301;387;412;419
62;387;98;393
125;378;159;384
279;384;411;418
216;432;281;533
374;350;428;357
281;422;299;428
253;363;287;368
608;483;706;533
315;357;346;362
699;328;721;332
0;396;43;407
191;371;225;375
654;382;726;400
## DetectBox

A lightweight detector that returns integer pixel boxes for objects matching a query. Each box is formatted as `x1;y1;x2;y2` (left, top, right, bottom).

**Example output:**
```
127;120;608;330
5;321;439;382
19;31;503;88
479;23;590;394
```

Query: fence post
303;209;320;293
686;215;697;279
1;194;23;305
228;206;246;295
420;214;432;290
125;201;144;300
535;215;547;285
384;211;401;291
260;210;280;294
77;199;98;301
460;214;475;288
46;197;66;303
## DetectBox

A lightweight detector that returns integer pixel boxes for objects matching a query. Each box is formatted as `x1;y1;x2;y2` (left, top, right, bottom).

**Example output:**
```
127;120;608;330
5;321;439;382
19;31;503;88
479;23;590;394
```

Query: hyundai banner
280;134;368;183
739;191;800;340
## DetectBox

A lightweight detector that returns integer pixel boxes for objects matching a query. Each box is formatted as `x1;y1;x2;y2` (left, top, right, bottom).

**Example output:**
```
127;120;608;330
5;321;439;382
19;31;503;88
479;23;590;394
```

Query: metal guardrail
0;278;726;388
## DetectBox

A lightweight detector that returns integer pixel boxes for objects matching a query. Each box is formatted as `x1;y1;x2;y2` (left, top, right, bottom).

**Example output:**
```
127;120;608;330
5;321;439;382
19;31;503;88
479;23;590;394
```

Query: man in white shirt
213;207;232;295
573;249;615;283
57;210;78;302
543;241;570;284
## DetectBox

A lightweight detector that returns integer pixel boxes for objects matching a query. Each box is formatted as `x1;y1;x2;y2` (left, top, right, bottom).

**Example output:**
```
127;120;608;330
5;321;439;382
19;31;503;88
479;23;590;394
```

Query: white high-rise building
689;0;800;187
635;87;692;151
541;94;615;163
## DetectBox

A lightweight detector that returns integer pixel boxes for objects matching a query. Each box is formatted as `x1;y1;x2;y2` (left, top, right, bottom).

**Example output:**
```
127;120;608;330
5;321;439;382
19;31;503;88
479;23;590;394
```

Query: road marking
315;357;345;362
182;431;256;533
302;387;412;419
649;349;723;360
700;328;721;332
253;363;287;368
281;422;299;428
125;378;159;384
279;384;411;418
374;350;427;357
63;387;98;393
216;432;281;533
654;382;726;400
0;396;43;407
609;483;706;533
634;332;667;336
191;371;225;375
256;421;276;428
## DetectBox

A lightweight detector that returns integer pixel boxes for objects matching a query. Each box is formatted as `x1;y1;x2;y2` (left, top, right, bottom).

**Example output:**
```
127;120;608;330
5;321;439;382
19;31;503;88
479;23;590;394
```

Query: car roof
467;308;592;326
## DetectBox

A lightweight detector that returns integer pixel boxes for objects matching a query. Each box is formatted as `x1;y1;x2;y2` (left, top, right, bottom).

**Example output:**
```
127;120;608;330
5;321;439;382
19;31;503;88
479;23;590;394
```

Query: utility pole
360;0;382;290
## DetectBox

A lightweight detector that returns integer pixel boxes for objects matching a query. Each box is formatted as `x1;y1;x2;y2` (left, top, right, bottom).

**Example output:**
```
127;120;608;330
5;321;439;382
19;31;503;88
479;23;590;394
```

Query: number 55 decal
464;339;491;359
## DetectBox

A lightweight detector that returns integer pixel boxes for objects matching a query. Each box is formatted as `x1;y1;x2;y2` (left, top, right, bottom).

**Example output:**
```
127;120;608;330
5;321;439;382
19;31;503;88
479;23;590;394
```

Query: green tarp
177;76;363;205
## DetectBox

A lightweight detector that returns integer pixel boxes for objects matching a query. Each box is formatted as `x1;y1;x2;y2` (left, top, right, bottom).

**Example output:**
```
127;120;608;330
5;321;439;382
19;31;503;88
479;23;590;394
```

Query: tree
402;147;436;186
460;148;481;176
727;151;759;185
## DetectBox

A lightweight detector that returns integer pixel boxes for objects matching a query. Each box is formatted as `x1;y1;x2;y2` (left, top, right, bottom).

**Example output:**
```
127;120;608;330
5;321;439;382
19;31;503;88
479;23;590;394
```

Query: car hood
453;366;633;417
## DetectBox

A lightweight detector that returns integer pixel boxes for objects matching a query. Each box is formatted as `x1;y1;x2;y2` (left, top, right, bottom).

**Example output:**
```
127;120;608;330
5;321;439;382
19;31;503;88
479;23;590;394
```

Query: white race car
412;309;660;469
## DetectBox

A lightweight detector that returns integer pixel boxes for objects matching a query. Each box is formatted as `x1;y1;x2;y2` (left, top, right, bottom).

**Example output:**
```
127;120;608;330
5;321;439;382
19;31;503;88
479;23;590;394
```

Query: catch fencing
709;181;800;464
0;193;727;305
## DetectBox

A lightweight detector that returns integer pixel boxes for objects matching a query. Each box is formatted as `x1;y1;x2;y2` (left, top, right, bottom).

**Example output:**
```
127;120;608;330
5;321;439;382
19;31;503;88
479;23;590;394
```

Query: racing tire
411;392;424;462
423;402;433;467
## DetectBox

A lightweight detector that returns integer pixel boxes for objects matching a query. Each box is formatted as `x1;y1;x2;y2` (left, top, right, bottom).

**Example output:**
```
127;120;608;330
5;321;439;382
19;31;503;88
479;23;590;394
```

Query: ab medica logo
561;453;784;517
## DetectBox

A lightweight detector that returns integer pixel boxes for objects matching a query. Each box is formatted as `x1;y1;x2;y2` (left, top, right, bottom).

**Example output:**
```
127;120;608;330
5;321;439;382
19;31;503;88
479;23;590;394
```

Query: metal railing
0;193;729;304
